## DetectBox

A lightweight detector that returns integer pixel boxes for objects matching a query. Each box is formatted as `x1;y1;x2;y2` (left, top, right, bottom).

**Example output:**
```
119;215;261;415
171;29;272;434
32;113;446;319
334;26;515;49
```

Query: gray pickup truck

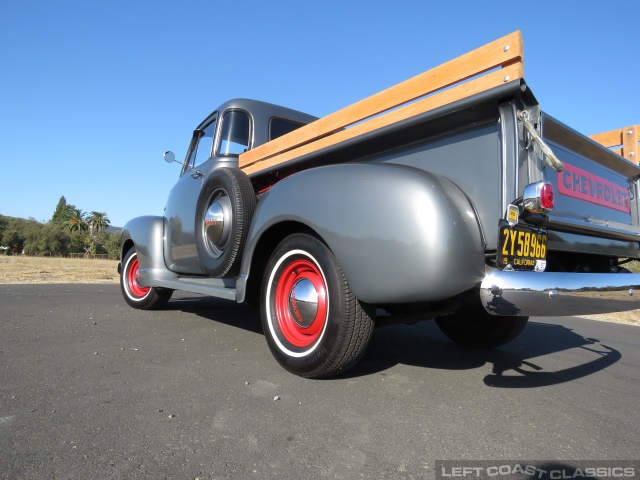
119;32;640;378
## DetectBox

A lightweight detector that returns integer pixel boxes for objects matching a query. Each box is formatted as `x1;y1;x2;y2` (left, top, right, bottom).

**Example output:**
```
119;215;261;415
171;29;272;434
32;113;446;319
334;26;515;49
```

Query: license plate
497;221;547;271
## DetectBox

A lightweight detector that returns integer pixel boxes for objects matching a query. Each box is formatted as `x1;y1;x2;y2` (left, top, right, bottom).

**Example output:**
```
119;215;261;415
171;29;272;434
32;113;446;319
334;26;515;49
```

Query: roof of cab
196;98;318;131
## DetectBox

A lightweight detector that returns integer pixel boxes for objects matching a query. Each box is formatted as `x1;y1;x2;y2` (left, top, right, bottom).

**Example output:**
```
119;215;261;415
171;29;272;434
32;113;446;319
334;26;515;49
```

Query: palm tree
61;211;88;233
87;212;110;237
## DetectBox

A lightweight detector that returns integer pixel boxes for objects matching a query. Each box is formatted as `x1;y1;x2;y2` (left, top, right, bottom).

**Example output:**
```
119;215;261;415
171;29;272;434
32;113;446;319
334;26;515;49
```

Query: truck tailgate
541;114;640;253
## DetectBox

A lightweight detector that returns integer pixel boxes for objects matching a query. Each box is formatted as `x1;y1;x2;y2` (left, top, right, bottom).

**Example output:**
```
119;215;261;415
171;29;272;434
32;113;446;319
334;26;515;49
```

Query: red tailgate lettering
557;162;630;213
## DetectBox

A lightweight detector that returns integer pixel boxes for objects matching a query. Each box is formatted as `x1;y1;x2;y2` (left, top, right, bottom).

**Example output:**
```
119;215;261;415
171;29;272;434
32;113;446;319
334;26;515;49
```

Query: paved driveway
1;284;639;479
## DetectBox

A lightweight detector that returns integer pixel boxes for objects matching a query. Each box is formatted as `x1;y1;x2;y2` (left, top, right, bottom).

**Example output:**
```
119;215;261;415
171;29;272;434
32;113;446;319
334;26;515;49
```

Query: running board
138;268;237;301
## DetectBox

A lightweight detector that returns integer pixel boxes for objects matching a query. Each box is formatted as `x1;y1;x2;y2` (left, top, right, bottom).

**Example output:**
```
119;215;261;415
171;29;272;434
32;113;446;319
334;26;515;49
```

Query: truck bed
239;31;525;176
240;31;640;259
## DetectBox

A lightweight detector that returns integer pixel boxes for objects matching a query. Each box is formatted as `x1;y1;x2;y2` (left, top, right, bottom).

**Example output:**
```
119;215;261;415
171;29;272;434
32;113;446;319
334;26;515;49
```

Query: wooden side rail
590;125;639;165
240;31;524;175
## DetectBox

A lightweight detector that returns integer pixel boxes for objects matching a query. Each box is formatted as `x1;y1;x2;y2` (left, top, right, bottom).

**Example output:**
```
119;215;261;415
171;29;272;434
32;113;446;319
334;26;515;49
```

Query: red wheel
120;248;173;310
125;255;151;299
261;233;375;378
273;257;328;349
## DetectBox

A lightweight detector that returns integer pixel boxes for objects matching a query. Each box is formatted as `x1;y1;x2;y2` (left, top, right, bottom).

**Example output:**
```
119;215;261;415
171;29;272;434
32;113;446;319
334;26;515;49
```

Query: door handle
190;170;205;179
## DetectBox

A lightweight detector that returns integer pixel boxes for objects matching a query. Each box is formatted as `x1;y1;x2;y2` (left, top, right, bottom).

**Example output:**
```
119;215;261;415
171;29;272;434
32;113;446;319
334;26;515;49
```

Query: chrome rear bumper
480;270;640;317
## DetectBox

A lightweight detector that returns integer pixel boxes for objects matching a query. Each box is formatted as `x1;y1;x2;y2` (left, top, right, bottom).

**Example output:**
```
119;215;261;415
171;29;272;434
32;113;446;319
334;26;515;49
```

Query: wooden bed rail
590;125;639;165
239;31;524;175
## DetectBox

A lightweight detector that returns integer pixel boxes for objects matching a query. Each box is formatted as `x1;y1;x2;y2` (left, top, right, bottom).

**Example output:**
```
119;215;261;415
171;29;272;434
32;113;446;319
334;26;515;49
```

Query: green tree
1;224;25;253
1;216;39;253
3;205;115;257
98;230;121;259
0;215;8;239
62;211;88;233
87;211;110;237
23;222;70;256
69;230;91;254
51;196;79;225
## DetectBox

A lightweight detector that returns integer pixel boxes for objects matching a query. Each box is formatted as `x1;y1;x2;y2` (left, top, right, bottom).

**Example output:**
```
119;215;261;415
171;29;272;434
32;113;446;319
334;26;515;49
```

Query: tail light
540;183;554;209
523;181;554;213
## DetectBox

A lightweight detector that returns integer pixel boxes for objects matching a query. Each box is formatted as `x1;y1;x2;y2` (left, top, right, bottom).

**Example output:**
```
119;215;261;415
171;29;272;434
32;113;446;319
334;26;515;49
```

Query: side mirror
163;151;178;164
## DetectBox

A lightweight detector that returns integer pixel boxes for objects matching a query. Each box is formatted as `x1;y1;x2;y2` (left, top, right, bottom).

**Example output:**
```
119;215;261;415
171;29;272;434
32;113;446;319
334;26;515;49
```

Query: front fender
120;216;175;285
240;163;485;304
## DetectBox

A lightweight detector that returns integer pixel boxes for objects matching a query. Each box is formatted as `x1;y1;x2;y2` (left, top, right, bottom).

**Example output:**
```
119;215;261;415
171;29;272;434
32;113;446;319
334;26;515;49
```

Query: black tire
195;167;256;277
261;233;375;378
435;309;528;348
120;248;173;310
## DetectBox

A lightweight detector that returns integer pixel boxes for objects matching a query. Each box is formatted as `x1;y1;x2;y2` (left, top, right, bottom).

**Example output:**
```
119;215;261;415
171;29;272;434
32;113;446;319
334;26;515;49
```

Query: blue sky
1;0;638;228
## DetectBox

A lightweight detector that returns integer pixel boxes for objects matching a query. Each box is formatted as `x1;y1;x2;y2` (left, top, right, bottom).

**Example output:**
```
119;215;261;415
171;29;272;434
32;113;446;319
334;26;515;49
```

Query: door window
218;110;250;156
183;118;217;174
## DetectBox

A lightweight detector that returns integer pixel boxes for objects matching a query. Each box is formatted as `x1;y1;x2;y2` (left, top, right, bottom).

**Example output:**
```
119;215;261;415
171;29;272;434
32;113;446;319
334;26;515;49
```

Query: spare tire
195;167;256;277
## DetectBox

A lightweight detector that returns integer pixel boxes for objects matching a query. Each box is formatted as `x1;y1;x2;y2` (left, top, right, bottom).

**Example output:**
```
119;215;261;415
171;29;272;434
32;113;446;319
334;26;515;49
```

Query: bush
68;231;90;254
100;231;121;260
23;222;71;256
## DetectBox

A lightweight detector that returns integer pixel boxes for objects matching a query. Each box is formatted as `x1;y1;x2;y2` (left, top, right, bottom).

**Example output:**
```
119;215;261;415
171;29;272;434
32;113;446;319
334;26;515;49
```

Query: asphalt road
1;284;639;479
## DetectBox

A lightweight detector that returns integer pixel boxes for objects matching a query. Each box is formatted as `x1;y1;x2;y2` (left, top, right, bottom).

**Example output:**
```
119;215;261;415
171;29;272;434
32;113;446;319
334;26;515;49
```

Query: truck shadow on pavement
351;320;621;388
166;294;264;335
165;295;620;388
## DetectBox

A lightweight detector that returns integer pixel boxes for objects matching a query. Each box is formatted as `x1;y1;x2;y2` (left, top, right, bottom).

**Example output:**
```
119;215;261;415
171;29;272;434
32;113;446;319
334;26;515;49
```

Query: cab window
183;118;216;174
270;117;305;141
218;110;250;156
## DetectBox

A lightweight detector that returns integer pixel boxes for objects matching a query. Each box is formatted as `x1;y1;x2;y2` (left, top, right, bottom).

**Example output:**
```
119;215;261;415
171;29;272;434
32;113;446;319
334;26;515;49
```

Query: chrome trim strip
546;217;640;243
480;270;640;317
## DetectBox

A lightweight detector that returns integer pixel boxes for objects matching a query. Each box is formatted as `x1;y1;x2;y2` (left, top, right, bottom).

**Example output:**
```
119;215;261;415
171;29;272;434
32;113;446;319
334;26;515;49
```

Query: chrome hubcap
288;278;319;328
203;193;231;256
204;201;225;244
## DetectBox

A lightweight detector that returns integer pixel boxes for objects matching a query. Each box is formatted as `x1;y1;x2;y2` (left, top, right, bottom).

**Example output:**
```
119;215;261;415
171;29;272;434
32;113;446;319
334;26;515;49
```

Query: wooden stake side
622;126;638;164
240;31;523;172
589;129;624;148
590;125;639;165
242;63;524;176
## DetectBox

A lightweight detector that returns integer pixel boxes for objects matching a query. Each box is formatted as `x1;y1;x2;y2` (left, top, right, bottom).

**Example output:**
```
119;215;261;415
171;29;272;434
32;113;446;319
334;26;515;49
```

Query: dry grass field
0;255;638;325
0;255;119;284
581;311;640;326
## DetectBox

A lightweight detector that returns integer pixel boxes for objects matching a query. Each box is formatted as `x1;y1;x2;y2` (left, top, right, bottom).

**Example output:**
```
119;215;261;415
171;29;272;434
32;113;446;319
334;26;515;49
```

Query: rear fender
239;163;485;304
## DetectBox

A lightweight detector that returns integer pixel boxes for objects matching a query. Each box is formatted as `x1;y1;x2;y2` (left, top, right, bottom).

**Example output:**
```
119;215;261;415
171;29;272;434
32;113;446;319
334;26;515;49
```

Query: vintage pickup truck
119;31;640;378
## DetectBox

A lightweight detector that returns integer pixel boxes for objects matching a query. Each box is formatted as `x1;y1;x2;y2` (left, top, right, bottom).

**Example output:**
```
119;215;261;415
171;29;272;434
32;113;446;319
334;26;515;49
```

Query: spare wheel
195;167;256;277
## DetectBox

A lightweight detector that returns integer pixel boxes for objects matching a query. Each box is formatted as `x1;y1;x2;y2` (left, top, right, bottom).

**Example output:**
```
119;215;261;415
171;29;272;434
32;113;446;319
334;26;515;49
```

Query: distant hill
0;214;40;223
0;214;41;228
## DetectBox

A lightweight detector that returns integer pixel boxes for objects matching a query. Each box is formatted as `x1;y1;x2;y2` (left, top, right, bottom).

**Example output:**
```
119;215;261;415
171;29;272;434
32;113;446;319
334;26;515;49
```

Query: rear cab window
270;117;306;141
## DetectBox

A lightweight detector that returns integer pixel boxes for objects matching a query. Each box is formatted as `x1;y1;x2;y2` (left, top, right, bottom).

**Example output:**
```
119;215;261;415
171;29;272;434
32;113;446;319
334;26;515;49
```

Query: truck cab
162;99;317;275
